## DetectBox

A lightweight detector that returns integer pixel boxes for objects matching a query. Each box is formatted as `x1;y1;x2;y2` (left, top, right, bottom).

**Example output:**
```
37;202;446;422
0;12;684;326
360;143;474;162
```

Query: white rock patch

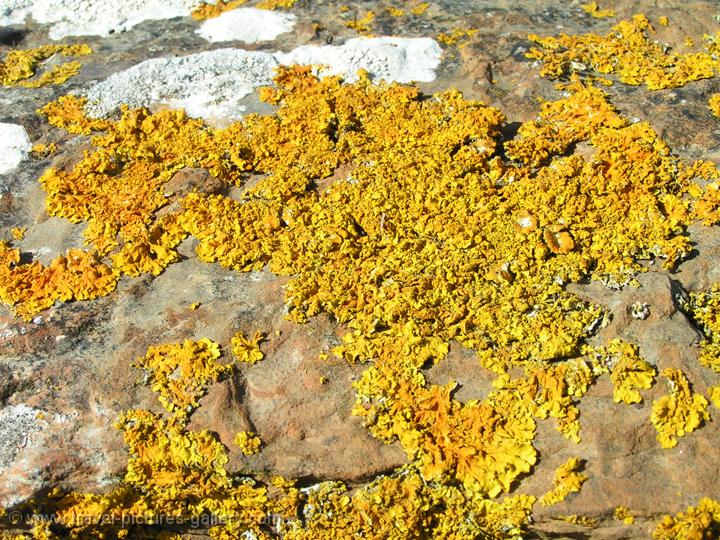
0;123;32;174
276;37;443;83
0;404;42;470
0;0;202;40
84;38;443;122
84;48;279;122
197;7;296;43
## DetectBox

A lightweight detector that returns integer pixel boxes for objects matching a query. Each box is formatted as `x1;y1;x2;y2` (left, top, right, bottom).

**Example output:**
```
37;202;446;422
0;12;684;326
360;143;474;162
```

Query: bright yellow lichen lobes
231;330;265;364
437;28;479;48
191;0;248;20
710;94;720;118
589;338;656;403
133;338;231;416
615;505;635;525
15;338;537;539
0;242;118;320
540;457;588;506
345;10;375;35
234;430;262;455
651;368;710;449
527;15;720;89
4;62;720;537
654;497;720;540
581;2;615;18
689;283;720;373
0;44;91;87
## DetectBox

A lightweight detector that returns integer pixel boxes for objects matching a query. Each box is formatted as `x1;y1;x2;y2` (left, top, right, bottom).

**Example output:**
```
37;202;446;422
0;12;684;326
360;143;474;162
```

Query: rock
1;1;720;537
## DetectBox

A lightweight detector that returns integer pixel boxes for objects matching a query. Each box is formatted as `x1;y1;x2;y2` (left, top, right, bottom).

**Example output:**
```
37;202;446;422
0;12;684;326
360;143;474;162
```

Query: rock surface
2;0;720;538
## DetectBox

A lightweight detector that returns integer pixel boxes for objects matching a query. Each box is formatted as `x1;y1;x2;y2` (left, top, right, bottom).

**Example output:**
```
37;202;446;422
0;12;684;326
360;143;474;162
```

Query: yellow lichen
710;386;720;409
527;15;720;89
589;339;656;404
1;44;91;87
689;283;720;373
30;143;57;158
345;10;375;35
133;338;232;416
13;337;537;539
581;2;615;18
256;0;297;9
191;0;249;20
0;242;118;320
10;227;25;241
410;2;430;16
231;330;265;364
654;497;720;540
6;57;720;538
234;431;262;455
558;514;599;527
709;94;720;118
651;368;710;449
659;15;669;27
540;457;588;506
437;28;479;49
615;505;636;525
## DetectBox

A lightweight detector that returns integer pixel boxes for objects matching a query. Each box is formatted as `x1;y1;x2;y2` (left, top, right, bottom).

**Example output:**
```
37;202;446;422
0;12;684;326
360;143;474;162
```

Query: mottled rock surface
2;1;720;538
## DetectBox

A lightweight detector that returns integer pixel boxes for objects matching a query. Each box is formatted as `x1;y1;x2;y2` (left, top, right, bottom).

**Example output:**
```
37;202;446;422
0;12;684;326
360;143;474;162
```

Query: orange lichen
231;330;265;364
527;15;720;89
6;61;720;537
651;368;710;449
38;95;110;135
1;44;91;87
540;457;588;506
234;431;262;455
133;338;232;416
0;242;118;320
654;497;720;540
30;143;57;158
589;338;656;404
9;337;537;539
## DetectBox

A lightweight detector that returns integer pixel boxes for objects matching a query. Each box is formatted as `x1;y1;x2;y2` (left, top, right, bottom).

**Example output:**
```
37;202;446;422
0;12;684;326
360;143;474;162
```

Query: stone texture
2;1;720;537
